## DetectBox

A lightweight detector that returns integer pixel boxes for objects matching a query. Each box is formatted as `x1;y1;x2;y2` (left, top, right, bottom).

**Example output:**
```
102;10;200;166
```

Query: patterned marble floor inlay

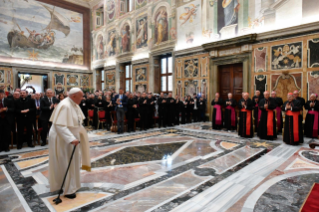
1;126;318;212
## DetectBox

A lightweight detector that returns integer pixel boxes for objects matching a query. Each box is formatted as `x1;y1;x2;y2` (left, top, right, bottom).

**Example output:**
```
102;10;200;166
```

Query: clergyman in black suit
0;90;15;152
15;90;35;149
39;89;58;146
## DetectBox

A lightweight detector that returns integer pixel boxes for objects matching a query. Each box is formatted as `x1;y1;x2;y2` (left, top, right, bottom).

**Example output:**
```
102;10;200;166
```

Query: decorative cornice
105;65;116;70
174;46;205;57
150;41;176;56
132;58;149;65
202;34;257;51
62;0;90;8
256;21;319;42
89;0;103;8
270;0;289;10
117;53;134;63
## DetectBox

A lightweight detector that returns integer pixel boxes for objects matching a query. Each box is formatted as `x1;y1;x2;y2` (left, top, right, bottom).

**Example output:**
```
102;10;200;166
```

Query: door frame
209;53;252;120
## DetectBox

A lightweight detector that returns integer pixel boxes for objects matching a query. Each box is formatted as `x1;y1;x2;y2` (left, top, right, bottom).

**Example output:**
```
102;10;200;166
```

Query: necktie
0;100;4;118
49;98;51;104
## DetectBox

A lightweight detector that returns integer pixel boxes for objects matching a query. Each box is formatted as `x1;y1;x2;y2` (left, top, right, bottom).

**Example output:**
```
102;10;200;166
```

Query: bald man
271;91;283;133
238;93;254;138
282;93;303;145
304;93;319;138
211;93;224;130
258;91;277;140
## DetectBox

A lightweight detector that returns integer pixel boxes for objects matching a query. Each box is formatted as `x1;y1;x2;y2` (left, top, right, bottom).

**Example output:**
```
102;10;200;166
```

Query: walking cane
53;143;78;205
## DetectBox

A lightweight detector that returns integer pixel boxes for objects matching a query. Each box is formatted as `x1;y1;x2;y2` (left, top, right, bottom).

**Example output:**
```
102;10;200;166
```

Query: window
101;70;105;91
120;0;133;13
96;7;104;27
125;64;132;92
160;56;173;94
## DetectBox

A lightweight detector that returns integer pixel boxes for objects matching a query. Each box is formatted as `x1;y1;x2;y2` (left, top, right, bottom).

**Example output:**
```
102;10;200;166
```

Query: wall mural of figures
271;42;302;70
136;84;147;93
0;0;84;65
135;68;147;82
184;59;199;78
120;23;130;53
107;30;117;56
154;7;168;45
106;0;116;23
96;34;104;60
105;71;116;87
136;16;148;49
177;0;201;48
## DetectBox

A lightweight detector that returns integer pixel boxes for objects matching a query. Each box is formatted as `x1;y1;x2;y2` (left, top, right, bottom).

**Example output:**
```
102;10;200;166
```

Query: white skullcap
69;87;82;95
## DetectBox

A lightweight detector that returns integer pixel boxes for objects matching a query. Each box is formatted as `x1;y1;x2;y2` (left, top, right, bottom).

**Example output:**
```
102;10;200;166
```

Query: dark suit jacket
39;96;58;121
15;98;36;121
113;94;128;112
1;98;15;125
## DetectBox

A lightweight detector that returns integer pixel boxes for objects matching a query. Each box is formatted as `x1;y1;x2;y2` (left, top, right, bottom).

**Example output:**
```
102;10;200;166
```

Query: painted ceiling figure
155;9;168;45
222;0;240;27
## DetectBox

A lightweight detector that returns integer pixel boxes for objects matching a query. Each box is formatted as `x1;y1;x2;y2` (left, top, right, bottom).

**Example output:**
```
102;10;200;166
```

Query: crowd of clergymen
0;86;318;152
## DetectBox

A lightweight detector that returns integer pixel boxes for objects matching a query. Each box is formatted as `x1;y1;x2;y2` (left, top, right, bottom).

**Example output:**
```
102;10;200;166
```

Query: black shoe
5;149;10;152
17;146;22;150
28;145;35;148
41;143;46;146
64;193;76;199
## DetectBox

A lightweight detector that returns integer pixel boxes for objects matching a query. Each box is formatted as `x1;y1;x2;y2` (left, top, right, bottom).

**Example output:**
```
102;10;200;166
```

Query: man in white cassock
48;87;91;199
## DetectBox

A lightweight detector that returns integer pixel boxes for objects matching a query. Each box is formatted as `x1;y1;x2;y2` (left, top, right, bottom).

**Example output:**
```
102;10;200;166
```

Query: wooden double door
218;63;243;103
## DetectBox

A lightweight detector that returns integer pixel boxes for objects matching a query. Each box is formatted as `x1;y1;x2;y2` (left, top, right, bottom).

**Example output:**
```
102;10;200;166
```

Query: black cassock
224;98;237;131
211;98;224;130
252;95;262;133
296;97;306;110
238;98;254;138
181;100;188;124
258;98;277;140
274;97;283;133
186;99;194;123
174;100;182;125
147;98;155;128
93;99;104;129
80;99;88;126
104;101;114;130
282;100;303;145
304;100;319;138
167;98;176;126
158;97;167;127
139;97;148;130
127;98;137;132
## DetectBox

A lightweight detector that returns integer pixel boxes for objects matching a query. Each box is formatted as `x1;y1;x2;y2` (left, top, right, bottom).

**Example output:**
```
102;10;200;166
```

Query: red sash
214;104;222;125
226;106;236;126
308;110;319;137
241;108;252;136
266;109;274;136
275;106;281;130
286;110;299;142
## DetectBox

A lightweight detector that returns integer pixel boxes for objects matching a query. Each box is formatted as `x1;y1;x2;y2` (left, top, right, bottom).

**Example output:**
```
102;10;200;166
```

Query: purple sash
256;103;261;126
214;105;222;125
308;110;319;137
226;106;236;126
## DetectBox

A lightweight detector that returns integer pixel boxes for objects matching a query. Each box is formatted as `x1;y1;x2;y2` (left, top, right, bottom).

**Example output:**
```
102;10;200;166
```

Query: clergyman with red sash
224;93;237;131
257;91;277;140
238;92;254;138
304;93;319;139
211;93;224;130
282;93;304;145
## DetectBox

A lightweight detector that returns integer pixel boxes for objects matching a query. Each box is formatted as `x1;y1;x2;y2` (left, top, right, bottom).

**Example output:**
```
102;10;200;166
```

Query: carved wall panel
271;73;302;102
254;47;267;72
308;39;319;68
271;42;302;70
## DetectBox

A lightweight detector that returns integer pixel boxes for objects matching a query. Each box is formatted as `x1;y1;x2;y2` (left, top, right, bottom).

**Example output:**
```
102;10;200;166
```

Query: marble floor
1;122;319;212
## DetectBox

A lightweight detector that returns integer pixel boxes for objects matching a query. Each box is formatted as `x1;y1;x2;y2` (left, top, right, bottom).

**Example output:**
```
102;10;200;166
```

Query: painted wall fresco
154;6;168;45
52;72;91;94
105;70;116;90
106;0;116;23
136;16;148;49
0;0;84;65
120;23;131;53
177;0;201;48
0;67;13;91
107;29;117;56
133;64;148;93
